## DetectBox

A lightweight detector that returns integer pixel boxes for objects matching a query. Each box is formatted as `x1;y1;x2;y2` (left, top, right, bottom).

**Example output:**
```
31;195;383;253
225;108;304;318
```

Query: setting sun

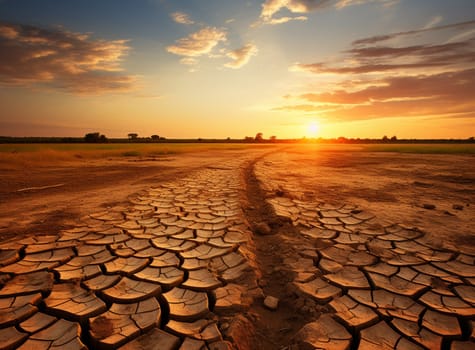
306;121;320;138
0;0;473;139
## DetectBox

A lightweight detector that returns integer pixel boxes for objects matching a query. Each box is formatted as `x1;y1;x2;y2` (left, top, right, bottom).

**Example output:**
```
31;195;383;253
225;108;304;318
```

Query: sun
306;121;320;138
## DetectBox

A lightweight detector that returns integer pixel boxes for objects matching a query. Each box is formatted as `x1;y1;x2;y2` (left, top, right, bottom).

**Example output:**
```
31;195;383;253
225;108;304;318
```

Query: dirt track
0;146;474;349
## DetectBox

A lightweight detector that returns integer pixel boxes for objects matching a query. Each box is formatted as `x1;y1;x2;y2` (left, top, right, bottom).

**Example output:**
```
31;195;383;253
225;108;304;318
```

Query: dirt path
242;153;313;349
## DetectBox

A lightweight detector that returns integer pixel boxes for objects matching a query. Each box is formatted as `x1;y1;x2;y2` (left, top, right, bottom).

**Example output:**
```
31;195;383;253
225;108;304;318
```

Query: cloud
258;0;393;24
0;21;136;94
423;15;443;29
299;70;475;106
273;103;337;112
334;0;395;10
268;16;308;25
260;0;330;20
179;57;198;65
352;20;475;45
279;20;475;122
166;27;227;57
170;12;194;25
259;0;331;24
293;24;475;76
293;39;474;75
224;44;258;69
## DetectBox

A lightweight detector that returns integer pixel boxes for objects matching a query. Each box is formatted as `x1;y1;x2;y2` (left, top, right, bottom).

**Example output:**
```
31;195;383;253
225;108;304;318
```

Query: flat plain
0;143;474;349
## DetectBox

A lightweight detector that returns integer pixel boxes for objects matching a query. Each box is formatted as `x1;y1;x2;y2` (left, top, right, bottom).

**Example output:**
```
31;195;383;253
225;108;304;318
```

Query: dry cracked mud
0;146;474;350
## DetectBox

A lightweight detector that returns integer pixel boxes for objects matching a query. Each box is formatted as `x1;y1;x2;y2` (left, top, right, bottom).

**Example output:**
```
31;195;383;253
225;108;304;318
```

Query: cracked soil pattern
0;146;473;350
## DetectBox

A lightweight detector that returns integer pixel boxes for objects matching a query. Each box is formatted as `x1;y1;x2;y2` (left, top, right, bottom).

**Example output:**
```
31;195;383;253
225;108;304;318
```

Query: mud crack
241;154;316;349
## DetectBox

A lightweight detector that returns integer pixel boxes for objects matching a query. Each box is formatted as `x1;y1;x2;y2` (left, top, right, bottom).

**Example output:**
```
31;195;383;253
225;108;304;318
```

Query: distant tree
390;135;398;142
151;134;160;141
270;135;277;142
128;133;138;140
85;132;107;143
382;135;389;142
255;132;263;142
468;136;474;142
244;136;254;142
337;136;347;143
85;132;100;142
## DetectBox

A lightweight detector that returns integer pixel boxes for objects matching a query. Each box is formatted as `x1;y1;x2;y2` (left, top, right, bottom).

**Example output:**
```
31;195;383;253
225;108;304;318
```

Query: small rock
264;296;279;310
255;222;272;235
452;204;464;211
423;203;436;210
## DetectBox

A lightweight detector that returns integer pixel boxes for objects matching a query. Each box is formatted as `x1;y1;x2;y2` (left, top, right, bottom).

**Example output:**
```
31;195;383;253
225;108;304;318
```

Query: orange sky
0;0;474;139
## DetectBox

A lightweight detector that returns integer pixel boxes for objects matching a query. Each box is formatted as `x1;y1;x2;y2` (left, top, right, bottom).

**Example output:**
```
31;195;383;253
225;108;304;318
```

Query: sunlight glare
306;121;320;138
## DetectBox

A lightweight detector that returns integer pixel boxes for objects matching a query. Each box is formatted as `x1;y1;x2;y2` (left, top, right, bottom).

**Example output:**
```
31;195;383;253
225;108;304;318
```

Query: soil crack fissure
242;152;314;349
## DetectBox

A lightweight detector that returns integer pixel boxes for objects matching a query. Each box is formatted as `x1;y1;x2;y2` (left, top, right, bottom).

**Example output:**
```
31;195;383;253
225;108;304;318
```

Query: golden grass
1;142;472;170
359;143;475;154
0;143;272;169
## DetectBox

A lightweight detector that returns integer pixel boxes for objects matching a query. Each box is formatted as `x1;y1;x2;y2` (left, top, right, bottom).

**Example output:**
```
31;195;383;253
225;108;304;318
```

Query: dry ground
261;145;475;249
1;144;472;247
0;147;266;240
0;144;474;349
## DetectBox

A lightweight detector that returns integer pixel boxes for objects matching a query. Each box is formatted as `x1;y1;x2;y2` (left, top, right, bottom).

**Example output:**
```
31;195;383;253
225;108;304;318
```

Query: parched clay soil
0;150;253;240
0;145;473;350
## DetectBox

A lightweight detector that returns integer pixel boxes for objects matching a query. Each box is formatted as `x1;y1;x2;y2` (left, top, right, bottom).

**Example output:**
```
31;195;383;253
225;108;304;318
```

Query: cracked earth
0;146;474;349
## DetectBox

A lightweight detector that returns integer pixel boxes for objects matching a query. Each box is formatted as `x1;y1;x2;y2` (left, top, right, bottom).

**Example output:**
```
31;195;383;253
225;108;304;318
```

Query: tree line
0;134;473;144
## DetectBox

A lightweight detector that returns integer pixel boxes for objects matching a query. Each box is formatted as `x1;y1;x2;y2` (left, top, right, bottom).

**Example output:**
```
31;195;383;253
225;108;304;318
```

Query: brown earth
262;146;475;249
0;145;474;349
0;149;260;240
240;145;475;349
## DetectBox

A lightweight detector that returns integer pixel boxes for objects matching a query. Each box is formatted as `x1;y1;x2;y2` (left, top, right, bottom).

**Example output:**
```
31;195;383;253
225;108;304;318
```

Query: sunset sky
1;0;474;139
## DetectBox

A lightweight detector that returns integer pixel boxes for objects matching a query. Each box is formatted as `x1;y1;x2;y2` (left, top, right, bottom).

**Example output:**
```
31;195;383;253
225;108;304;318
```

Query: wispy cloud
423;15;443;29
258;0;393;25
293;21;475;75
179;57;198;66
170;11;194;25
279;20;475;121
224;43;258;69
352;20;475;45
0;21;136;94
334;0;395;10
268;16;307;25
166;27;227;57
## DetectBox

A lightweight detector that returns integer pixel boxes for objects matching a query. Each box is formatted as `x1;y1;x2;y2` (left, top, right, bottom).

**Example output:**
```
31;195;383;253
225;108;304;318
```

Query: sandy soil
0;145;473;349
1;144;473;260
261;146;475;249
0;149;262;240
